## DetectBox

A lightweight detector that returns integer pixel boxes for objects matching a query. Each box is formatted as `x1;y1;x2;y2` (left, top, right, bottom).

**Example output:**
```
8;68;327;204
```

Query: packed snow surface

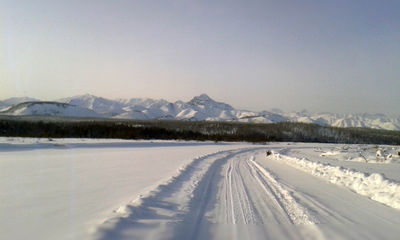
1;139;400;240
1;94;399;130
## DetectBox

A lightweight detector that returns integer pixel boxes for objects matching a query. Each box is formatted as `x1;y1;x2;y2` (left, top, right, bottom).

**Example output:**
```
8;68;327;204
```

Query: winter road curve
96;146;400;240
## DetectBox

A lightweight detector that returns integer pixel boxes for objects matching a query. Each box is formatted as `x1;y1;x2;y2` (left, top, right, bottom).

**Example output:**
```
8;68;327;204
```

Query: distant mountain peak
196;93;212;100
189;94;214;103
73;93;98;100
187;94;234;111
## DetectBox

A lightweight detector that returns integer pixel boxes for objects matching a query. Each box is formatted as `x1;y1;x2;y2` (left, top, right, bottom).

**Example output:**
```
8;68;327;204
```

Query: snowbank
272;152;400;210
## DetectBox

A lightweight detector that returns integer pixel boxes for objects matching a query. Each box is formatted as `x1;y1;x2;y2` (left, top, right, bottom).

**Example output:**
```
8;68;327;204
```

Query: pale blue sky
1;0;399;114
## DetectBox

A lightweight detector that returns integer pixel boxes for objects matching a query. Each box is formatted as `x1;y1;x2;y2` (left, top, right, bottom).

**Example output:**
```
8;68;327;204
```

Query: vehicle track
97;148;327;240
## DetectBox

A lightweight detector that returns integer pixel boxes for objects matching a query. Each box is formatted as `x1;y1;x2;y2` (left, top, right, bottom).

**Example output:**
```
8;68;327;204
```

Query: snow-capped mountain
1;94;399;130
0;97;39;111
2;101;101;118
283;112;400;131
59;94;126;117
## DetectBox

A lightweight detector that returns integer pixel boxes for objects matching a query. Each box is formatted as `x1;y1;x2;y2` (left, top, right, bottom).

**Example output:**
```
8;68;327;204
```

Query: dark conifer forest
0;116;399;145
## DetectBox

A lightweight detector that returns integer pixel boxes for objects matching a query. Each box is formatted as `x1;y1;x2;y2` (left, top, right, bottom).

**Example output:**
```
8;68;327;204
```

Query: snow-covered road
1;139;399;240
96;145;400;240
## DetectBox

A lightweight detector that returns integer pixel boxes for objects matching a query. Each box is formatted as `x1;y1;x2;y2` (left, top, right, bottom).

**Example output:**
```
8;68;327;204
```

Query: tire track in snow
225;163;236;223
225;156;258;224
96;147;325;240
95;147;262;240
247;156;316;225
168;148;264;240
211;152;324;240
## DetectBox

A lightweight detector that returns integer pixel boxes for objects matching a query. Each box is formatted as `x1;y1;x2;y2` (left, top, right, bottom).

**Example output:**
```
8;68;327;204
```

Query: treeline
0;116;399;145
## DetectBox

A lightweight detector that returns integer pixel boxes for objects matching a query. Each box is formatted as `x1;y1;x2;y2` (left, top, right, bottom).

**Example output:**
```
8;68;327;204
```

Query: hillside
2;101;101;118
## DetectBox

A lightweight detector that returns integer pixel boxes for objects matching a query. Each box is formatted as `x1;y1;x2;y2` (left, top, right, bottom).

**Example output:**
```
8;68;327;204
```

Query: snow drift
271;152;400;210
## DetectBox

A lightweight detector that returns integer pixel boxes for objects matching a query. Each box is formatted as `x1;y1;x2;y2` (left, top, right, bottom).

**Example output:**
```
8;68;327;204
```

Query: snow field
319;145;400;163
0;139;253;240
2;139;400;240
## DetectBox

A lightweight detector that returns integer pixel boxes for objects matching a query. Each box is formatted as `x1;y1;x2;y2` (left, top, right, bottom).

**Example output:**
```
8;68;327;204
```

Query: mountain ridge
0;94;399;131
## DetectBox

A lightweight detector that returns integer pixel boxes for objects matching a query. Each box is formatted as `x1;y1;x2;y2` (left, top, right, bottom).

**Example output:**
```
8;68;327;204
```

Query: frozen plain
1;138;399;240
